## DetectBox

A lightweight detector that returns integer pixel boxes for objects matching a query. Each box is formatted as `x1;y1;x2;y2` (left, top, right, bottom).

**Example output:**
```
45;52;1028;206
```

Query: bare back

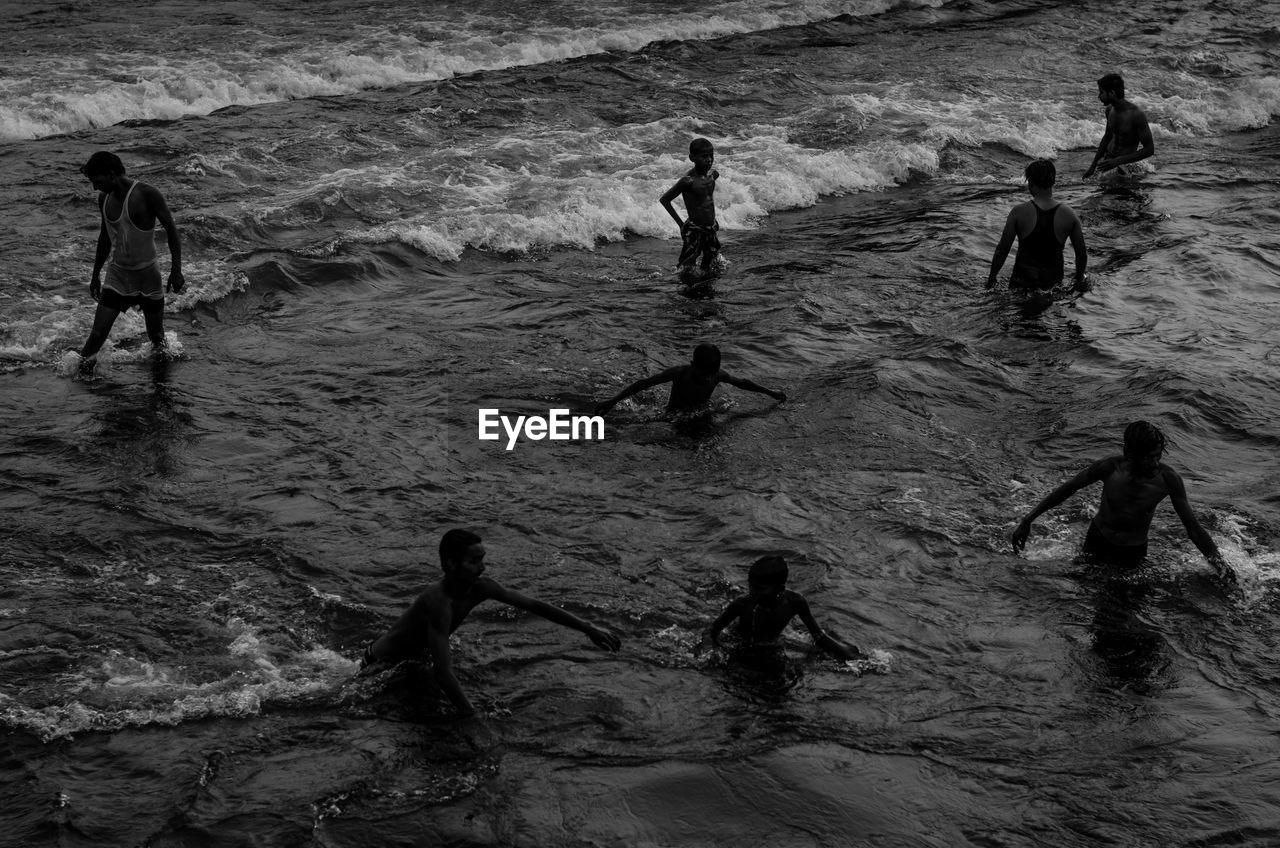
1093;456;1176;545
1105;101;1151;158
665;365;721;411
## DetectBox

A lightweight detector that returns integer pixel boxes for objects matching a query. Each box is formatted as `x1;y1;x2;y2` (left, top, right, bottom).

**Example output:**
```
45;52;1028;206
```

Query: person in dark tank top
987;158;1087;291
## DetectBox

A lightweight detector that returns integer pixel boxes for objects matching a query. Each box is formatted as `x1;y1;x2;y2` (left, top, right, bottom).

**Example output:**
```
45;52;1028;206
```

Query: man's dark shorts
100;287;164;316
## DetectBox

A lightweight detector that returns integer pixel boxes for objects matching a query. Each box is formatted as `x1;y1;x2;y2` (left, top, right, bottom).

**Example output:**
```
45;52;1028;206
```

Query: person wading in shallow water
660;137;721;279
77;151;184;375
709;555;864;662
988;158;1088;294
1083;72;1155;180
1010;421;1230;582
359;529;621;717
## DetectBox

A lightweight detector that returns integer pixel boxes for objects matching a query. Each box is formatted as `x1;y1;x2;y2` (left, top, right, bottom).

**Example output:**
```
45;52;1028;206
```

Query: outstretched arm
795;595;862;661
987;210;1018;286
1011;457;1115;552
1166;469;1228;578
720;371;786;402
490;584;621;652
595;367;680;414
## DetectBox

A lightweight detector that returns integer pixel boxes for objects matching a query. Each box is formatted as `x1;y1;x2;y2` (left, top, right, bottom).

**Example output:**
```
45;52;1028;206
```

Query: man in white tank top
77;151;184;375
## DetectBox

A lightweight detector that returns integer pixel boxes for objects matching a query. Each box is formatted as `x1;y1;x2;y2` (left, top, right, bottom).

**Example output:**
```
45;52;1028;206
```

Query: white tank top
103;181;157;271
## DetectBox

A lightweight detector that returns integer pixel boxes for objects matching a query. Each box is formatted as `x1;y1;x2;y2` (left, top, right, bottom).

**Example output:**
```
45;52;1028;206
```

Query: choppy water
2;0;1279;845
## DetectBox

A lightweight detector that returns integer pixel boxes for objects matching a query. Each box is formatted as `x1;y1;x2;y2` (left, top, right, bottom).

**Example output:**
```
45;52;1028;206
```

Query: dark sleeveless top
1011;203;1063;289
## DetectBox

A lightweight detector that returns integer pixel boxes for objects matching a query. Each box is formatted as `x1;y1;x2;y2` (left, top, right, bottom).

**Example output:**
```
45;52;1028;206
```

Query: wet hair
748;555;789;587
691;342;721;372
81;151;125;177
1025;158;1056;189
1122;421;1166;457
689;137;714;156
439;528;483;569
1097;73;1125;99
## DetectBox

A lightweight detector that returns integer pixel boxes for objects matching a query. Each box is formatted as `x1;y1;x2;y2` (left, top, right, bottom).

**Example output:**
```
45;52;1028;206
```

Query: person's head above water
748;555;789;590
80;151;125;179
691;342;721;374
439;528;483;570
688;138;715;173
1096;72;1125;99
1025;158;1056;191
1123;420;1166;459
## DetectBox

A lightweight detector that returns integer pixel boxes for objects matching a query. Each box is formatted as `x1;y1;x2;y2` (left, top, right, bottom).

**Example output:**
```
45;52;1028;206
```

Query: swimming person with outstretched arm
594;343;785;415
360;529;621;717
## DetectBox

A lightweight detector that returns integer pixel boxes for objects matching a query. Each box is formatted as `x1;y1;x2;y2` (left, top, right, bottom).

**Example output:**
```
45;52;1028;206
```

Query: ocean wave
0;622;354;742
1;0;944;141
334;119;945;261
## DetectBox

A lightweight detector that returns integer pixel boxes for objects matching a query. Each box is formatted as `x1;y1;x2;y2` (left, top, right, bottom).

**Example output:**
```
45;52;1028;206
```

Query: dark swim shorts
677;222;720;270
1081;522;1148;569
100;287;164;315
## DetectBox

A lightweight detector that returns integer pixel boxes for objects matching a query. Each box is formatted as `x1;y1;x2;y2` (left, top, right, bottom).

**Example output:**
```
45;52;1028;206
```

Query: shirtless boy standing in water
361;529;621;716
1011;422;1229;579
660;137;721;276
593;343;785;415
1083;73;1155;180
988;158;1088;291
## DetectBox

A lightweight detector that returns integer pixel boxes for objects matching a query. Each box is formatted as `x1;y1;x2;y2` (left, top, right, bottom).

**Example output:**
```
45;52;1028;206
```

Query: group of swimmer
75;72;1230;718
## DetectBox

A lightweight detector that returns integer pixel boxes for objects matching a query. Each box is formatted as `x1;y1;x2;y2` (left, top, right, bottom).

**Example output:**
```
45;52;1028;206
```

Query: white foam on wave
337;116;950;261
832;88;1102;160
844;648;892;674
0;618;356;742
2;260;246;369
320;68;1276;263
0;0;945;141
1148;75;1280;135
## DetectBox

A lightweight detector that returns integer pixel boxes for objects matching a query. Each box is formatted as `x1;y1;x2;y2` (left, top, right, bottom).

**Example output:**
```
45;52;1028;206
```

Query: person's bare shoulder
411;582;448;614
469;575;511;603
1090;454;1127;480
1157;462;1187;489
1011;199;1038;223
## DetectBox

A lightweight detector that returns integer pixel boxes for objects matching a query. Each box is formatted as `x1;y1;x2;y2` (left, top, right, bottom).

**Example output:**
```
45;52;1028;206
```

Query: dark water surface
2;0;1279;845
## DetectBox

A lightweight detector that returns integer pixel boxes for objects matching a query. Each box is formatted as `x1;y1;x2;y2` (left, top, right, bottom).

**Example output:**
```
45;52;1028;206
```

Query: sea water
2;0;1279;845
